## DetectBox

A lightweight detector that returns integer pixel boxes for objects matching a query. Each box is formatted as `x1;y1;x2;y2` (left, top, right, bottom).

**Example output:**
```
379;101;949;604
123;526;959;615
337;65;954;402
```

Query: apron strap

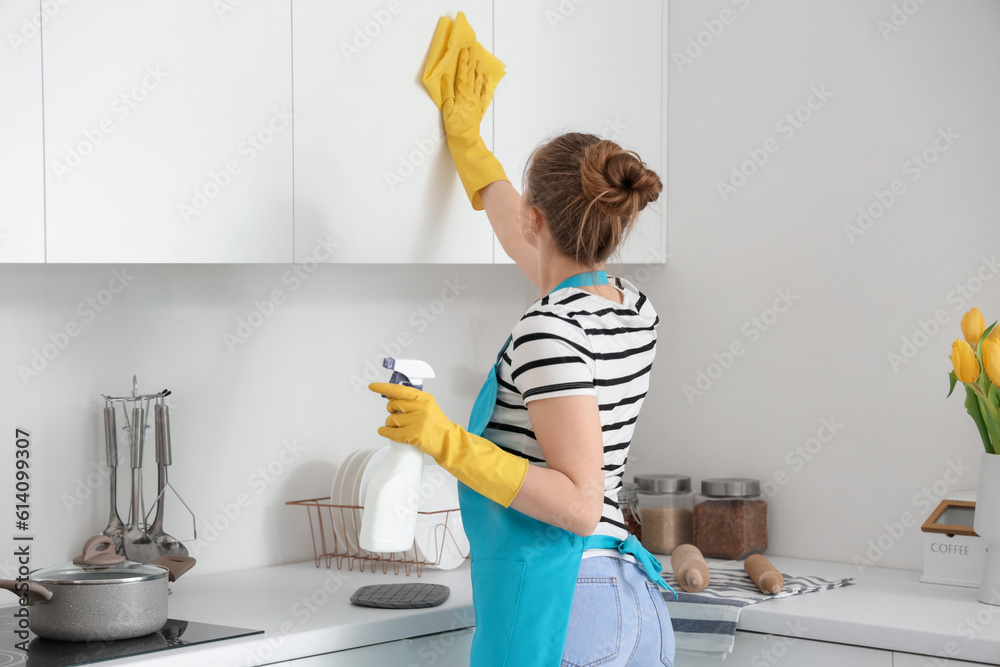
583;534;679;600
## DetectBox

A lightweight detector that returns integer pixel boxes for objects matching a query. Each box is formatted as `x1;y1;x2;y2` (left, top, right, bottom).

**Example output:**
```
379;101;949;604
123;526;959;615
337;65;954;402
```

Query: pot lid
30;535;167;585
28;560;168;584
31;560;167;586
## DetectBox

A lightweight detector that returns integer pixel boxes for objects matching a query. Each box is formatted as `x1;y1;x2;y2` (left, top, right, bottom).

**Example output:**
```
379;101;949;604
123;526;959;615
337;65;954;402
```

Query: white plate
348;448;378;557
414;464;468;570
340;448;374;556
329;449;363;555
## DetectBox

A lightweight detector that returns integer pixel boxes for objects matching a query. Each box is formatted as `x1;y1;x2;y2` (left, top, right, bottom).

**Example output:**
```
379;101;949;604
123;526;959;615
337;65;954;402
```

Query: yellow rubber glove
370;382;528;508
422;12;507;210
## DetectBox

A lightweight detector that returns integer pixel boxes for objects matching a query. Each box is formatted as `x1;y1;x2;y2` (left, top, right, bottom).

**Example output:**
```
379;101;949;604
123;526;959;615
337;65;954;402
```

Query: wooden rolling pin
670;544;710;593
745;554;784;594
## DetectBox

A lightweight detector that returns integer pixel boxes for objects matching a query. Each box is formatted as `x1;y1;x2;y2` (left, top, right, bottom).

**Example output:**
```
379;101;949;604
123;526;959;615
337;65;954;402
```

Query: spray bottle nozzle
382;358;435;391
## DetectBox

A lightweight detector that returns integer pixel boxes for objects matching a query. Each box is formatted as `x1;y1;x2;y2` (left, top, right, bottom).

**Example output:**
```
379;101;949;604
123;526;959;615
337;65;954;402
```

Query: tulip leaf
991;383;1000;410
948;371;959;398
975;391;1000;456
981;322;998;394
965;384;995;454
980;322;997;354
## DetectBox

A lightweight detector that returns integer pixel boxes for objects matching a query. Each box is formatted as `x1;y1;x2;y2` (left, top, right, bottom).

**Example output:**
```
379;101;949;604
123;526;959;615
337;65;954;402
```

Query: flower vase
974;451;1000;604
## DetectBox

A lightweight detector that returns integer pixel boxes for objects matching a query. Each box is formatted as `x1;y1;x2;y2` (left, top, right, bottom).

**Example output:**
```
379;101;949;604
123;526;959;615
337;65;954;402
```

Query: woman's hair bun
580;140;662;219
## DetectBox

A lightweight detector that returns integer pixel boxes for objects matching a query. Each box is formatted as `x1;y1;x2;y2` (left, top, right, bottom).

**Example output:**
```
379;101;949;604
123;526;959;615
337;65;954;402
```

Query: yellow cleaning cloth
422;12;507;210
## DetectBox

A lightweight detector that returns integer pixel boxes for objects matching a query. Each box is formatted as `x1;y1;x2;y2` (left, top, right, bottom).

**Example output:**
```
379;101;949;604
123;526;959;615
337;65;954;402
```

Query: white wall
1;0;999;578
650;0;1000;574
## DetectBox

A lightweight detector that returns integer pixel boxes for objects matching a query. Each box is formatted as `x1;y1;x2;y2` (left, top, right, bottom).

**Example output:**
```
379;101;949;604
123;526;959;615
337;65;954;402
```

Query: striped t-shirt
482;276;658;544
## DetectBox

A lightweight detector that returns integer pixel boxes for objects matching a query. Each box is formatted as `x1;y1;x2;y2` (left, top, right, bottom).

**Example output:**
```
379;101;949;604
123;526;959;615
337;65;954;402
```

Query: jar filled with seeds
617;482;643;542
633;474;693;555
693;478;768;560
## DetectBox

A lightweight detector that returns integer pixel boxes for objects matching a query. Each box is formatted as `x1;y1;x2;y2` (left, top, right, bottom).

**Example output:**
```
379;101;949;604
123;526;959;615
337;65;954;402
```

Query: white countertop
93;555;1000;665
723;555;1000;665
107;560;474;667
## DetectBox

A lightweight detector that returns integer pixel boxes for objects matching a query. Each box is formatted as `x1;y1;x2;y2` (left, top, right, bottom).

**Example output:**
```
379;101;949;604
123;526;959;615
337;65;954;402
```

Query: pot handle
73;535;126;565
0;579;52;606
152;555;196;582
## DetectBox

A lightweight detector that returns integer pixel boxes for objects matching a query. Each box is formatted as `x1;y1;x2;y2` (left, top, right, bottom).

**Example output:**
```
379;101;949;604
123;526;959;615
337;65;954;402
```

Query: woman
371;19;675;667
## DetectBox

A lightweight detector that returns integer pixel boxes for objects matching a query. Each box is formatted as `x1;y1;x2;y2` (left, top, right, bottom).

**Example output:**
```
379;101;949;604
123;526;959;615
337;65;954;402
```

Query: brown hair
524;133;662;265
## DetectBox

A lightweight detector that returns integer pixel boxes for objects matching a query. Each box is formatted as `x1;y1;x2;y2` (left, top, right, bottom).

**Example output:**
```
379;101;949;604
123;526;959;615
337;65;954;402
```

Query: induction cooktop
0;609;263;666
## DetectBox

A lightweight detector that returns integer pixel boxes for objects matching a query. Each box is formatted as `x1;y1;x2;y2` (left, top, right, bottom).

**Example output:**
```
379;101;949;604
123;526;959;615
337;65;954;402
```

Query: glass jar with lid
693;478;768;560
617;482;643;542
633;474;693;555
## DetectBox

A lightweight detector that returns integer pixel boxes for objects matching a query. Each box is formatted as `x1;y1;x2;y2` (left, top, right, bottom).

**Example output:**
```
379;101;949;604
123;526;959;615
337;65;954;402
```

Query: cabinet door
43;1;293;263
493;1;667;265
0;0;45;262
676;631;893;667
292;628;473;666
293;1;494;263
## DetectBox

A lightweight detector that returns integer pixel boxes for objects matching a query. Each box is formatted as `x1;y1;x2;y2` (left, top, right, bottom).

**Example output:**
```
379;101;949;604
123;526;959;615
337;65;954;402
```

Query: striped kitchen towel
661;559;855;658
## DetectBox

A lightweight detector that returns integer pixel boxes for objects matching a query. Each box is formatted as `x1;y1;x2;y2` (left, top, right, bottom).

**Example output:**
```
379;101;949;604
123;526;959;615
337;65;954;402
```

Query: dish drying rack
286;497;468;577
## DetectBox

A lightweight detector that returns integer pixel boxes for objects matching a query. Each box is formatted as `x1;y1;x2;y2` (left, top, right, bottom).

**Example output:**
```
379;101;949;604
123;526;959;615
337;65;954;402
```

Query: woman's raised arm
480;181;541;290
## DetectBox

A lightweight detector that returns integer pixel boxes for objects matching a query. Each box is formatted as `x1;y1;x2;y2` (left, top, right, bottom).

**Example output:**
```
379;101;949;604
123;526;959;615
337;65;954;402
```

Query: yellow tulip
952;339;981;384
990;326;1000;342
983;337;1000;387
962;308;986;347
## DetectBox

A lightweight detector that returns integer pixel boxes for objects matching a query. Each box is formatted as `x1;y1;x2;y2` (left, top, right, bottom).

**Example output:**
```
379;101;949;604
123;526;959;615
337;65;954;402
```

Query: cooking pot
0;535;195;642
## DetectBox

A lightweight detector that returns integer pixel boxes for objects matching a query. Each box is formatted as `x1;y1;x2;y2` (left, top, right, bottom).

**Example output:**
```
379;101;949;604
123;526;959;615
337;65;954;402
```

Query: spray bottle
359;358;435;553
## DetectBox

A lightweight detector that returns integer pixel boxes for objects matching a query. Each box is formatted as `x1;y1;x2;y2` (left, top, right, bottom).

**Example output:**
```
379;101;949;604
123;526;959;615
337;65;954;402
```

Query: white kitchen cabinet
42;1;293;263
894;651;995;666
493;0;667;266
292;628;473;666
676;630;893;667
293;1;495;263
0;0;45;262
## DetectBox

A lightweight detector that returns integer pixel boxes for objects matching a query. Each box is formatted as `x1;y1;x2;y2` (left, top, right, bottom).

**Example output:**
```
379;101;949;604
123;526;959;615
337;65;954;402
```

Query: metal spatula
144;402;195;557
122;405;159;563
100;403;125;554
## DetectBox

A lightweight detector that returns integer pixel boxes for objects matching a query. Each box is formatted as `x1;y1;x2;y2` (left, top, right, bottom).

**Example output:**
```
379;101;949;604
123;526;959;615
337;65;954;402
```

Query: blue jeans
561;556;676;667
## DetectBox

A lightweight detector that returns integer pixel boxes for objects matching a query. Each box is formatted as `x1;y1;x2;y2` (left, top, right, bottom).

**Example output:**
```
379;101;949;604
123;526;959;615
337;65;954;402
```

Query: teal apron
461;271;677;667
